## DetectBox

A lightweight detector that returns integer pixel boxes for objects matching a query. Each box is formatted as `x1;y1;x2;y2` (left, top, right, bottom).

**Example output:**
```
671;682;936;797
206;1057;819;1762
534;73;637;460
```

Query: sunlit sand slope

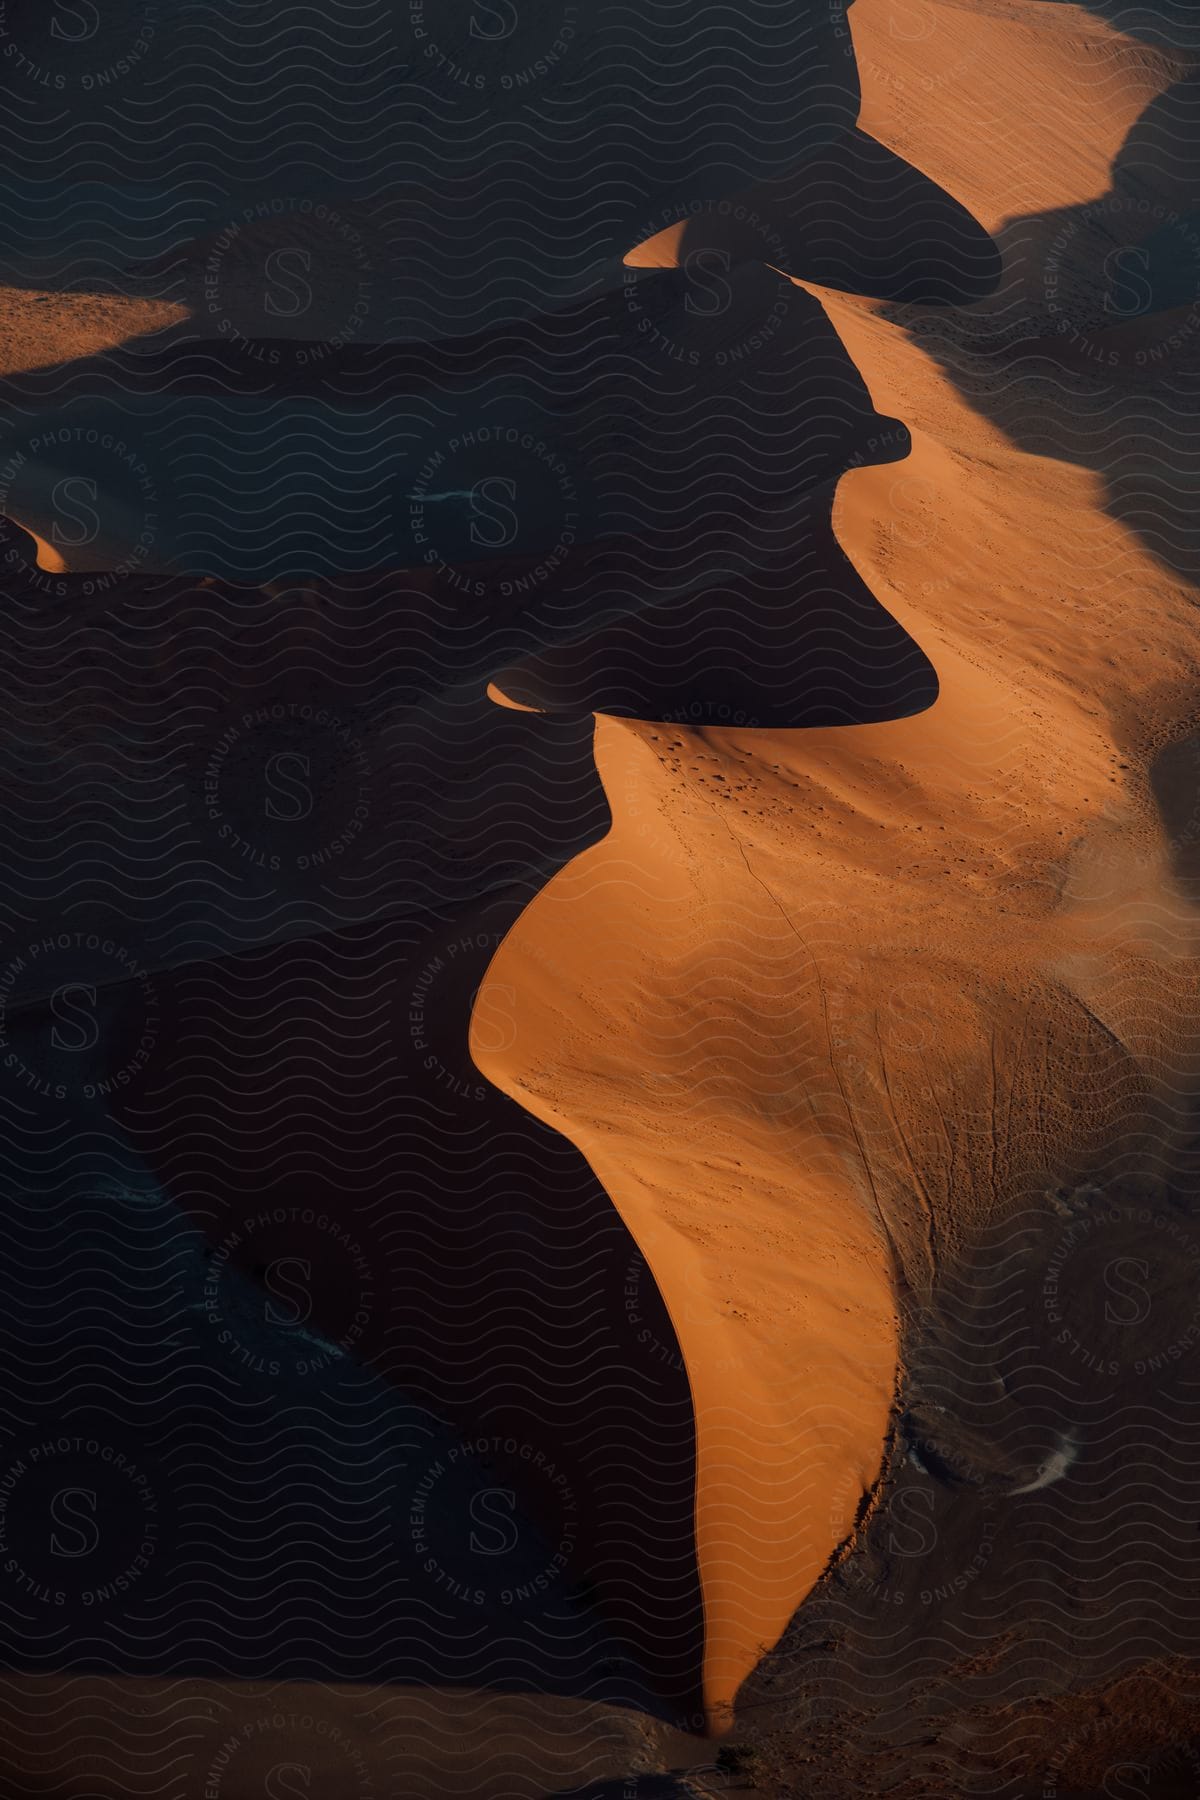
478;0;1200;1730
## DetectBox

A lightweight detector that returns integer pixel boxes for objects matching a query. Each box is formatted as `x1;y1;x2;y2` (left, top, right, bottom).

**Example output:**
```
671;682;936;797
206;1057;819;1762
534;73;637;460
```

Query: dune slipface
476;0;1200;1734
472;708;902;1725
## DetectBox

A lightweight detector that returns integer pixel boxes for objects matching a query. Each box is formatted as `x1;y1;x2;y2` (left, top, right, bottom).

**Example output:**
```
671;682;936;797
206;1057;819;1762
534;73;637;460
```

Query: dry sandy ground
0;289;182;378
478;0;1200;1765
1;0;1198;1794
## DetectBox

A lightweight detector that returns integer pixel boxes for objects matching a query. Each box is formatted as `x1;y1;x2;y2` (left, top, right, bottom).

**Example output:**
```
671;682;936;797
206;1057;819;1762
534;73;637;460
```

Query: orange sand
477;0;1200;1728
0;287;183;377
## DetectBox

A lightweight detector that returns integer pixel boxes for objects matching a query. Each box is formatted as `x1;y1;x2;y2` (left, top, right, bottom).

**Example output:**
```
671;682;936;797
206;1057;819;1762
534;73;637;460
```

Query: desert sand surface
478;0;1200;1764
1;0;1199;1795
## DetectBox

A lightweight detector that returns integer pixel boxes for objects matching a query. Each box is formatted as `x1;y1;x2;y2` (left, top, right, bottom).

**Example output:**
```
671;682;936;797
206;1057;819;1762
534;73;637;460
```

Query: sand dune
477;0;1200;1737
0;288;182;377
2;0;1199;1789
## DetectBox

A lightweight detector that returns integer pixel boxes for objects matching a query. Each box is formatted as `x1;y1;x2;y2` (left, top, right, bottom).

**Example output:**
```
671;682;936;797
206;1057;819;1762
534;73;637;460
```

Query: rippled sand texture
478;0;1200;1737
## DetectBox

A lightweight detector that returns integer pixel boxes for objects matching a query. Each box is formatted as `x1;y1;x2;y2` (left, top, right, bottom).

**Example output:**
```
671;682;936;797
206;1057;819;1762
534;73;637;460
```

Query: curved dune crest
476;641;1200;1727
0;0;1188;1787
472;714;901;1725
476;0;1200;1731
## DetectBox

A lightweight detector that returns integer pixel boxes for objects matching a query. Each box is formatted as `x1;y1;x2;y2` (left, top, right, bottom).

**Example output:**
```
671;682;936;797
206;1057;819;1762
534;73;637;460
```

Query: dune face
476;0;1200;1749
4;0;1200;1793
472;716;904;1724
